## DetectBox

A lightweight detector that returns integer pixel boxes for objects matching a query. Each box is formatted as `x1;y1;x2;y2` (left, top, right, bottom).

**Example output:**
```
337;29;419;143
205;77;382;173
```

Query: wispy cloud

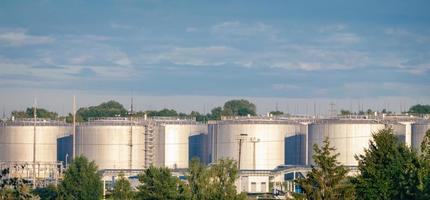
0;30;54;46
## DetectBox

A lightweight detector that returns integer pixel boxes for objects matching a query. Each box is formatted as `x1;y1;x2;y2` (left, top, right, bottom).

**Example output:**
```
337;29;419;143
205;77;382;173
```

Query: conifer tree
294;137;355;200
354;129;420;200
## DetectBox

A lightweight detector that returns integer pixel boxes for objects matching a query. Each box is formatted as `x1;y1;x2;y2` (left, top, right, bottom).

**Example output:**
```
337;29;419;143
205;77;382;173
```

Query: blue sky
0;0;429;114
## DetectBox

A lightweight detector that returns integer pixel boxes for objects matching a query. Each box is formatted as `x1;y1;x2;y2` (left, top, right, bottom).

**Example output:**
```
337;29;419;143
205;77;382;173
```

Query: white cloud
211;21;276;38
145;46;240;66
0;30;54;46
186;27;198;32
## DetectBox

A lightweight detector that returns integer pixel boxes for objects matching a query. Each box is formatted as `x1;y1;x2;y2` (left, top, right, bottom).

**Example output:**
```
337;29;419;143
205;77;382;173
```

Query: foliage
269;111;284;116
188;158;210;200
207;159;247;200
0;168;40;199
222;99;256;116
353;129;421;200
58;156;103;200
70;100;128;122
418;130;430;199
209;107;223;120
11;107;58;119
294;138;355;200
32;184;58;200
136;166;190;200
340;110;352;115
112;173;133;200
409;104;430;114
145;108;179;117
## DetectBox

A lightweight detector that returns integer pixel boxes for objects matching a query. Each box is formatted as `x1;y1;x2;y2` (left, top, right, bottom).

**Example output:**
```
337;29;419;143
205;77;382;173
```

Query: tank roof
1;118;69;126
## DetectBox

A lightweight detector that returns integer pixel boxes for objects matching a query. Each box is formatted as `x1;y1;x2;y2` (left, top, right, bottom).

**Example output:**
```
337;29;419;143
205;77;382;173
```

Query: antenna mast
73;96;76;159
32;98;37;189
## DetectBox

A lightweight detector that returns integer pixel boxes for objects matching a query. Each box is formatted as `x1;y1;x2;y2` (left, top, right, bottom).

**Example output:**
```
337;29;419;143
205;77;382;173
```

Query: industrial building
0;119;70;181
208;117;307;170
1;114;429;195
412;120;430;153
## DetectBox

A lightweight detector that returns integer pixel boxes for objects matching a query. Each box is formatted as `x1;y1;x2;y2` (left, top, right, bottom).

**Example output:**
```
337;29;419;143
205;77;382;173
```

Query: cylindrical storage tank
154;121;207;169
76;119;145;170
210;119;305;170
0;119;71;178
412;120;430;153
389;121;414;147
308;120;385;166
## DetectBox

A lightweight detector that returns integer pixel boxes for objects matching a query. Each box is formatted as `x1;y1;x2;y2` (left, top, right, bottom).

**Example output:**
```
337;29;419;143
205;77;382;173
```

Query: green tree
353;129;420;200
58;156;103;200
269;111;284;116
207;159;247;200
112;173;133;200
409;104;430;114
70;100;128;122
294;138;355;200
222;99;256;116
32;184;58;200
340;110;352;115
418;130;430;199
136;166;190;200
209;107;223;120
188;158;210;200
11;107;58;119
0;168;40;199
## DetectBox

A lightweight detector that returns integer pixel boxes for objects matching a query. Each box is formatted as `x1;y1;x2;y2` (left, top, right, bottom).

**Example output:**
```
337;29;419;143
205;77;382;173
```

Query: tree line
0;156;247;200
9;100;430;123
2;129;430;199
9;99;258;123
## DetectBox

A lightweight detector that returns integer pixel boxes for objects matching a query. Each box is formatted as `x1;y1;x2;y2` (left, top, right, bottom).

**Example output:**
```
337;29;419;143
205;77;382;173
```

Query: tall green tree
58;156;103;200
136;166;190;200
294;138;355;200
112;173;133;200
418;130;430;199
207;159;247;200
222;99;256;116
187;158;247;200
353;129;421;200
188;158;210;200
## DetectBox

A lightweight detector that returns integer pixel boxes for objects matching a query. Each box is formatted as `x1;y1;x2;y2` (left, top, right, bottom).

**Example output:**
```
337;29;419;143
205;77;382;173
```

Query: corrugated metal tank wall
0;124;71;163
154;123;208;169
76;121;146;170
210;120;305;170
308;120;385;166
412;120;430;153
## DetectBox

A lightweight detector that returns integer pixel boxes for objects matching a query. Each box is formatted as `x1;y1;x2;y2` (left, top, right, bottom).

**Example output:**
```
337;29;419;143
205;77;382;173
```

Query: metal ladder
144;122;155;168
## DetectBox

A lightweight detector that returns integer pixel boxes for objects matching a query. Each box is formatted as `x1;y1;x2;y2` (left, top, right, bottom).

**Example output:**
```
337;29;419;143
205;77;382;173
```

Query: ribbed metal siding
308;123;385;166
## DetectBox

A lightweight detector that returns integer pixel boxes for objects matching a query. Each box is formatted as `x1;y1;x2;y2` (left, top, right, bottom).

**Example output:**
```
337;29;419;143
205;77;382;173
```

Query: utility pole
73;96;76;159
237;133;248;169
250;137;260;170
129;97;133;170
32;98;37;189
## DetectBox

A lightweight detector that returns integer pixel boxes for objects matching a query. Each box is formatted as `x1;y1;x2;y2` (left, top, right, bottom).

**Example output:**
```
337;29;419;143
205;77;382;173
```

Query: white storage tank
0;119;71;178
209;119;306;170
308;119;385;166
153;119;208;169
76;118;146;170
411;120;430;153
